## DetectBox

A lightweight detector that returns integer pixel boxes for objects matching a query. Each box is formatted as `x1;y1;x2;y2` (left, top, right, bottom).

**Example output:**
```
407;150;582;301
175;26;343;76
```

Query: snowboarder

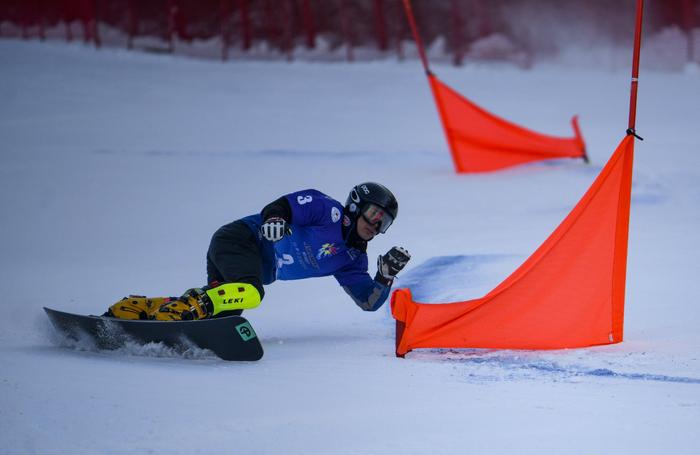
107;182;411;321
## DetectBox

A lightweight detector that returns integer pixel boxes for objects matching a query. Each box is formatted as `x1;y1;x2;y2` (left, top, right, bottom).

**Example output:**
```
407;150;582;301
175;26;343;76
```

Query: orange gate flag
392;135;634;357
429;74;588;173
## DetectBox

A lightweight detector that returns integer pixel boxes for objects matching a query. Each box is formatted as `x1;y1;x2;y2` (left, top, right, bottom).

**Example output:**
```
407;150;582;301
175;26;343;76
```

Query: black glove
375;246;411;286
260;217;290;242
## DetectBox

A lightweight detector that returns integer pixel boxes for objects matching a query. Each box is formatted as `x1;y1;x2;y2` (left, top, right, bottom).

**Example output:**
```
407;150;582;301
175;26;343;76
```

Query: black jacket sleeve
261;196;292;224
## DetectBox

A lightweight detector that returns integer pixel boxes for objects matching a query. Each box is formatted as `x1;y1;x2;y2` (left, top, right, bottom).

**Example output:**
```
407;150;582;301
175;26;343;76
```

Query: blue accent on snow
414;350;700;385
397;254;521;303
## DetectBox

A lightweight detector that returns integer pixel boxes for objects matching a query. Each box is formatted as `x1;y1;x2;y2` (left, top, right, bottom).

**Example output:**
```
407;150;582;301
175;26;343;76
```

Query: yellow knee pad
205;282;261;316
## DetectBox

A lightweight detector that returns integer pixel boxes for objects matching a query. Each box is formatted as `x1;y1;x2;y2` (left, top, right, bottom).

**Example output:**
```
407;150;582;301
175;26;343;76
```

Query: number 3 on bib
297;195;313;205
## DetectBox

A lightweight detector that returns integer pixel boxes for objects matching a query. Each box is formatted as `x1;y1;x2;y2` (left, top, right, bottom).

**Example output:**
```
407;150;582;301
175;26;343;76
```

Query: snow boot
105;295;174;320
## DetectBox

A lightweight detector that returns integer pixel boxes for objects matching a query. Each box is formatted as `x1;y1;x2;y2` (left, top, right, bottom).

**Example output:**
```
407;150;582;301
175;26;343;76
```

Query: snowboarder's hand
260;217;290;242
376;246;411;285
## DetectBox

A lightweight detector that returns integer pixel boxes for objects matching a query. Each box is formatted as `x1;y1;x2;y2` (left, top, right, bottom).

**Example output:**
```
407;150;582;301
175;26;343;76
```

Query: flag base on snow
45;307;264;361
392;135;634;357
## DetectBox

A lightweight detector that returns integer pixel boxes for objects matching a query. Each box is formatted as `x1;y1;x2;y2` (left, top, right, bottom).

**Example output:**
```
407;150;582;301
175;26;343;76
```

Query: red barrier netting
392;134;634;356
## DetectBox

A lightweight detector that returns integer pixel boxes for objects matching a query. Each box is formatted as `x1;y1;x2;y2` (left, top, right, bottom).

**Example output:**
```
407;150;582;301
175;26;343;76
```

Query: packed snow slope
1;40;699;454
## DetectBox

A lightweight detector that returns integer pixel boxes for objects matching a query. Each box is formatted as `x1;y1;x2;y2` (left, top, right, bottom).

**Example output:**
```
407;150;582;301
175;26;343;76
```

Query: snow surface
1;39;699;454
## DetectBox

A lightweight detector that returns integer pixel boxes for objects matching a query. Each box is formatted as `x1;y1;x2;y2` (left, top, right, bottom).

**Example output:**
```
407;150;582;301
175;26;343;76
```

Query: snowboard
44;307;263;361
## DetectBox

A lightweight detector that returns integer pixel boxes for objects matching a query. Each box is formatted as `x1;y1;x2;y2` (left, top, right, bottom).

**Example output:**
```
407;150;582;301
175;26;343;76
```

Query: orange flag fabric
392;135;635;356
429;75;587;173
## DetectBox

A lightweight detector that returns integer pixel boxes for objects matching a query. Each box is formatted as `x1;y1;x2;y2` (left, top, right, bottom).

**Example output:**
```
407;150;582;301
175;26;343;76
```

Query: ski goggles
361;203;394;233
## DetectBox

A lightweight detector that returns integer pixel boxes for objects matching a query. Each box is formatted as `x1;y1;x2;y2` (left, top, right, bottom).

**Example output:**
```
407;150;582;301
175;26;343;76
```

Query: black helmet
345;182;398;233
